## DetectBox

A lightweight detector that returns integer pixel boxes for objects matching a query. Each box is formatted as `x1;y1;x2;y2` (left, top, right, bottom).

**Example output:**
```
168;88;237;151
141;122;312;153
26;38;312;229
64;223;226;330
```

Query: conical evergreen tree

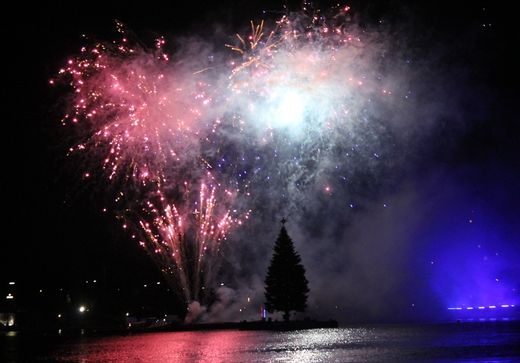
264;219;309;321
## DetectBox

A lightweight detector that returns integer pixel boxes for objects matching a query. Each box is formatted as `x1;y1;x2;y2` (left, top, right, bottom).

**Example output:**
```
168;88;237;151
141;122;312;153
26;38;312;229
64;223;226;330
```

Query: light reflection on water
5;323;520;362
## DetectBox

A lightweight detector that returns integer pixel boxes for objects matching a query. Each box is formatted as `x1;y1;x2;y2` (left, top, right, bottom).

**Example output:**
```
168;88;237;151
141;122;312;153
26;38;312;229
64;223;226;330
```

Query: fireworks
54;5;407;308
57;22;212;187
224;5;389;140
54;22;248;305
225;20;280;79
131;175;249;304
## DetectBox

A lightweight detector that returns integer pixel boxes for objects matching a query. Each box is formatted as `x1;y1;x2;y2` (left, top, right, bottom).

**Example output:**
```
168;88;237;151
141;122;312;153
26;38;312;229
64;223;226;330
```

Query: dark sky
2;0;519;320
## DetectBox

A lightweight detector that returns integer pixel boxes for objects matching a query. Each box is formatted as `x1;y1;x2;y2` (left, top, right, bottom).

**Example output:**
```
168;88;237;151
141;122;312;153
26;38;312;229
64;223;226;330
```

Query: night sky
2;0;519;323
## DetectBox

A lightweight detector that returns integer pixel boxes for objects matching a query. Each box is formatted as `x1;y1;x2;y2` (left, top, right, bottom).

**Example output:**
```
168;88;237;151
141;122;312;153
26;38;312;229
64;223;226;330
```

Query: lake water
2;322;520;362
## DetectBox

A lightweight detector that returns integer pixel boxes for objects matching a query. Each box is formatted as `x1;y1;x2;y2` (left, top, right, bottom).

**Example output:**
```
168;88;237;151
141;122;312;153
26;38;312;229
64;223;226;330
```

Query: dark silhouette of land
127;319;339;333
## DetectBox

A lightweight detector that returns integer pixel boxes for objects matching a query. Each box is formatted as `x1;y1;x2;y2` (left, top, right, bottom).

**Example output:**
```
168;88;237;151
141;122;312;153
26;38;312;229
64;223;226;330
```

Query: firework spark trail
225;19;280;78
132;174;249;303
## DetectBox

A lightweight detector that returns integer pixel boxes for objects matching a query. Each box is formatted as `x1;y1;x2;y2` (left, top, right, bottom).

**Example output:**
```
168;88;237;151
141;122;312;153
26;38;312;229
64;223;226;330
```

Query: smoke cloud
56;3;519;323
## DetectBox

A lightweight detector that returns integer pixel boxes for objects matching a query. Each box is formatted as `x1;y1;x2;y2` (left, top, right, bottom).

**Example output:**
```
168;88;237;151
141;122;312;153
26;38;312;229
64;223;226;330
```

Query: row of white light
448;304;516;310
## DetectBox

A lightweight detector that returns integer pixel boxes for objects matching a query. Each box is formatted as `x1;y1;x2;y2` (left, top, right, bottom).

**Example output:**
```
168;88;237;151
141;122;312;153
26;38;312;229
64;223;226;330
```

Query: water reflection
3;323;518;362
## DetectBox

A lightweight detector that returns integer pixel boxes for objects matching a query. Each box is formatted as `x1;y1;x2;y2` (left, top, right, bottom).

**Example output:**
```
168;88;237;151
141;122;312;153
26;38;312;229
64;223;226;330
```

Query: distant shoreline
0;319;339;336
4;319;520;338
133;319;340;333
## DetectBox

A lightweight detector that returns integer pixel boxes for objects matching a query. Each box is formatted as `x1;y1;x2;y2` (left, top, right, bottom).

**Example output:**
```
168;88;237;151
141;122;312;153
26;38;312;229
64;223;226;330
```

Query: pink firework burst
55;22;213;187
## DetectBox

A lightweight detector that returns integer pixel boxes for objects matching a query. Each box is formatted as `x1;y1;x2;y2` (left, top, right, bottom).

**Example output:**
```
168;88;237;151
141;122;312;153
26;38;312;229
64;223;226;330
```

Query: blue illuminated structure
447;304;519;321
447;304;516;311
